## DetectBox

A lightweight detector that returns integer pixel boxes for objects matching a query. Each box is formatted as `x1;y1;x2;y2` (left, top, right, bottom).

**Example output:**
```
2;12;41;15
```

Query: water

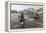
10;13;43;29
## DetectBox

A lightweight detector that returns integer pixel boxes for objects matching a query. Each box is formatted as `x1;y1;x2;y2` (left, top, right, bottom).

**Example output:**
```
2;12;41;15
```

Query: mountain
11;10;18;13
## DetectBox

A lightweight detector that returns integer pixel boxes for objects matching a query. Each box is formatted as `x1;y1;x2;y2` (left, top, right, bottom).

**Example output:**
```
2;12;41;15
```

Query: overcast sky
11;5;43;12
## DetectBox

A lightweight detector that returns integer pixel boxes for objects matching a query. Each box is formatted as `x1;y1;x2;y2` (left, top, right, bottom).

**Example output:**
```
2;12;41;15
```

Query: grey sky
11;5;43;12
